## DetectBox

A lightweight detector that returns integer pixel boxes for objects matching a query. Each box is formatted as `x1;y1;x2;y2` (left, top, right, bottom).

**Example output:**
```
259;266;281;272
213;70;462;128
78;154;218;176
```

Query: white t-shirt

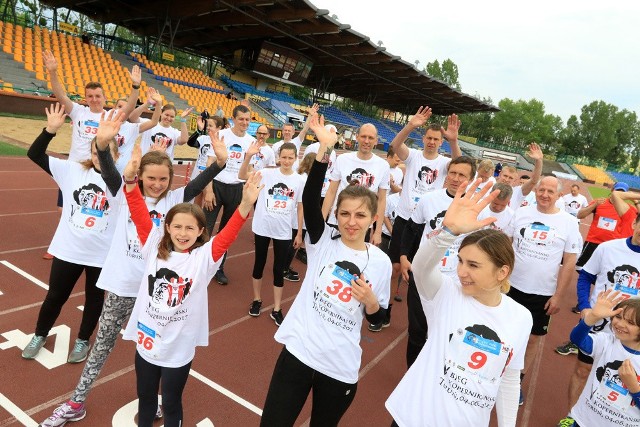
327;152;390;225
478;205;515;232
274;225;392;383
114;121;141;174
273;136;303;170
509;185;527;210
68;103;105;162
506;206;583;296
123;226;223;368
48;158;117;267
411;188;455;247
386;276;532;427
252;168;304;240
563;193;589;217
190;135;214;181
382;192;400;237
469;176;496;196
570;332;640;427
304;142;336;197
389;166;404;194
214;128;255;184
140;124;182;160
250;145;276;171
96;188;186;297
584;238;640;314
292;172;308;230
396;150;450;220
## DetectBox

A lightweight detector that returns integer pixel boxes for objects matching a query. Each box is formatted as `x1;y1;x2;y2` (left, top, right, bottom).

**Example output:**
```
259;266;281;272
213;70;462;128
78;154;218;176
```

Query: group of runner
19;50;640;427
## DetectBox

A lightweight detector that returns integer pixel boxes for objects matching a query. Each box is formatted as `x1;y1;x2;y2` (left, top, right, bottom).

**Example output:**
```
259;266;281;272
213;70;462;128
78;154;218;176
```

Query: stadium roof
42;0;498;115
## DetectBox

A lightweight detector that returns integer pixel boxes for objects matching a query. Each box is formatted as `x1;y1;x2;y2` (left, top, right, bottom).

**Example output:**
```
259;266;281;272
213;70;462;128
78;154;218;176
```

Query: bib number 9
467;351;488;369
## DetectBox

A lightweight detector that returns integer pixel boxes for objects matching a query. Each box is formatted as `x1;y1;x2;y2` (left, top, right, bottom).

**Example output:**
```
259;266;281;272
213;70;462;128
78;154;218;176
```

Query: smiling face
85;87;105;113
160;108;176;126
336;197;376;248
535;176;561;213
233;111;251;133
140;164;171;198
457;244;509;301
282;124;295;141
356;124;378;156
611;306;640;347
166;212;204;252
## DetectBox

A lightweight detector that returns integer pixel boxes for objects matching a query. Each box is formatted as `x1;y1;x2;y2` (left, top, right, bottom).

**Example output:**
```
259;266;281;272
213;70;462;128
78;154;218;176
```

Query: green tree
572;101;620;160
459;95;495;141
425;58;461;90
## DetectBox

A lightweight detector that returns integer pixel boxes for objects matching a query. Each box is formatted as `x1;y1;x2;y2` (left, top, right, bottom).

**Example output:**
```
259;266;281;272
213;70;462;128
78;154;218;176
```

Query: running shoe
555;341;579;356
270;310;284;326
155;405;163;419
557;416;576;427
215;270;229;285
40;401;86;426
67;339;90;363
295;248;307;264
283;268;300;282
249;300;262;317
22;335;46;359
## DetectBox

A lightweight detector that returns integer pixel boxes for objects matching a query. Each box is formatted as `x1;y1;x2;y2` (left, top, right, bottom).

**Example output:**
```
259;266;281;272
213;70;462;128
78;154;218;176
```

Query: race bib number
137;321;160;358
266;194;292;215
597;217;617;231
523;223;554;246
446;329;510;385
316;263;361;315
227;146;243;173
595;377;633;412
82;119;99;137
440;241;461;273
614;283;639;300
71;202;109;232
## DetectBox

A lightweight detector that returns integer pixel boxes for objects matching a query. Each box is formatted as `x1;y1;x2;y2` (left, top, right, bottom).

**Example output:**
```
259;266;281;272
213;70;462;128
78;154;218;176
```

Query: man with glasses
250;125;276;171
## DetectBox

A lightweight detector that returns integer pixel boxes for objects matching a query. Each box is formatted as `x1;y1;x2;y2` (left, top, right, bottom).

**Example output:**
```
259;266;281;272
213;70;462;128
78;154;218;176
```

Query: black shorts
577;348;594;364
388;216;408;264
576;241;599;270
380;234;391;256
507;287;552;336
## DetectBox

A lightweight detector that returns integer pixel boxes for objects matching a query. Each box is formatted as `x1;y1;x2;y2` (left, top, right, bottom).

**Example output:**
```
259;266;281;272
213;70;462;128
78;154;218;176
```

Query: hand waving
408;106;432;128
208;129;228;167
124;144;142;181
441;178;499;235
45;103;67;134
441;114;461;142
96;109;126;149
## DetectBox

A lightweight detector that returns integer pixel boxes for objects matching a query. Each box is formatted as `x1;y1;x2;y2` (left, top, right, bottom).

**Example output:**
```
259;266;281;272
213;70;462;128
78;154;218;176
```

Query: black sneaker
383;305;392;328
295;248;307;264
215;270;229;285
249;300;262;317
270;309;284;326
283;269;300;282
368;322;383;332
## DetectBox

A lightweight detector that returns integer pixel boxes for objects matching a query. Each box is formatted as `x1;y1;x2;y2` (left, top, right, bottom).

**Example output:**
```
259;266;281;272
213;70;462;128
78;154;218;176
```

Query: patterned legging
71;292;136;403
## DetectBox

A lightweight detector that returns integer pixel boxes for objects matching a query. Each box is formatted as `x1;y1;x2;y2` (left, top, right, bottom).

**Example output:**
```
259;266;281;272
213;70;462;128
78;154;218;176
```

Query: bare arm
390;106;432;161
177;107;194;145
43;50;73;113
238;140;262;181
609;190;640;217
577;199;603;219
521;143;543;196
296;103;319;142
545;252;577;315
371;187;386;244
121;65;141;118
138;91;163;133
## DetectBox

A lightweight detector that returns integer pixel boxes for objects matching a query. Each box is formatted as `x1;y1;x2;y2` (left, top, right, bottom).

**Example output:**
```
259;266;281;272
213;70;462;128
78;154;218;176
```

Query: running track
0;156;591;426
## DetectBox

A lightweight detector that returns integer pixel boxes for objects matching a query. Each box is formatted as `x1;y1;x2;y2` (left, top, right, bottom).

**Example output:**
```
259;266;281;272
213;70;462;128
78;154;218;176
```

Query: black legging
135;351;192;427
406;272;428;368
35;257;104;340
253;234;291;287
284;228;307;270
260;347;357;426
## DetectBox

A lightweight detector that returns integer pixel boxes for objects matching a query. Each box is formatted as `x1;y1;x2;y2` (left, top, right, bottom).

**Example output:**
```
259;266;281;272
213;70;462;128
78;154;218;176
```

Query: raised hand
43;50;58;72
45;103;67;134
309;114;336;147
124;144;142;181
441;178;499;235
241;171;264;209
408;106;432;128
246;139;263;158
149;137;169;152
150;89;162;105
129;65;142;86
588;289;624;322
441;114;461;142
619;360;640;394
196;116;205;131
350;274;377;308
527;142;543;161
96;109;126;149
308;103;320;116
180;107;194;119
208;129;227;167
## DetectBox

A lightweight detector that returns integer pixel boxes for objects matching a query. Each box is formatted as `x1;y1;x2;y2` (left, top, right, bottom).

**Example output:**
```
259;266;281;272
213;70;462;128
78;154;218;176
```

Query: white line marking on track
0;245;49;255
520;336;546;427
0;393;38;427
0;260;48;290
0;210;58;217
190;369;263;416
358;331;407;379
0;188;57;191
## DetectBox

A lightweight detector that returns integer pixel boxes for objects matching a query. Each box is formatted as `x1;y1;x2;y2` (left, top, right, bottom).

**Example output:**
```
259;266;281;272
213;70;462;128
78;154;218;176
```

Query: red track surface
0;156;591;426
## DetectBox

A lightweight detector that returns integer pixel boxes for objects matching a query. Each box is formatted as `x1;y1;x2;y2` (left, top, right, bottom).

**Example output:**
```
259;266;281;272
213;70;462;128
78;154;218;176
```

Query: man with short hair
495;143;544;209
386;147;404;194
505;175;582;404
273;104;319;168
563;184;589;217
477;182;515;231
322;123;390;246
205;104;256;284
249;125;276;172
396;156;476;365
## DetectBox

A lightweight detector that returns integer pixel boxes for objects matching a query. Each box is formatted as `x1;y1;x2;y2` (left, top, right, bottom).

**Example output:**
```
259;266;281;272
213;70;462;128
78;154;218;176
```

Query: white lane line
190;369;263;416
0;245;49;255
0;260;48;290
0;188;57;191
0;210;58;217
358;331;407;379
520;336;546;427
0;393;38;427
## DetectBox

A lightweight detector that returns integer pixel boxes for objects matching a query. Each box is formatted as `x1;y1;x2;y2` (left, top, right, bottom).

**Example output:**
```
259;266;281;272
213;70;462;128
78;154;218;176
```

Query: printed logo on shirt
147;268;193;308
151;132;173;148
347;168;375;188
608;264;640;299
567;200;581;210
418;166;439;185
115;133;126;148
425;210;447;239
69;183;110;232
312;260;364;329
126;210;166;258
266;182;296;214
591;360;638;414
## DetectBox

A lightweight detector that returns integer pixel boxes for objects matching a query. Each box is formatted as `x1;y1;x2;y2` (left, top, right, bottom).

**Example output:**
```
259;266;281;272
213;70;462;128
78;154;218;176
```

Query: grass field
0;141;27;156
587;185;610;200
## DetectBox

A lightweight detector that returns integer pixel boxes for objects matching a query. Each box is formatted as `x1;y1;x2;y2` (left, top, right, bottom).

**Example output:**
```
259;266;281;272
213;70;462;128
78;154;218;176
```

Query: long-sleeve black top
303;159;329;244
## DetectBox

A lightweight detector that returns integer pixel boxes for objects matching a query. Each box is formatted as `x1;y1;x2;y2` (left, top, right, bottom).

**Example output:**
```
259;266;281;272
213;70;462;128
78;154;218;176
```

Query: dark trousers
406;272;428;368
35;257;104;341
284;228;307;270
135;351;192;427
253;234;291;287
205;181;244;269
261;347;358;427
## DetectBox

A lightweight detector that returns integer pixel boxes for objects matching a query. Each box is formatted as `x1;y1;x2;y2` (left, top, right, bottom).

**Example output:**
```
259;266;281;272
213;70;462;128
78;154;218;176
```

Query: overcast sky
313;0;639;123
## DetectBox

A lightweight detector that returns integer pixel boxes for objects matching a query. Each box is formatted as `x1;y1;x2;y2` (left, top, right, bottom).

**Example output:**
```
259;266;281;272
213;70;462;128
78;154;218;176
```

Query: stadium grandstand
0;0;637;185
